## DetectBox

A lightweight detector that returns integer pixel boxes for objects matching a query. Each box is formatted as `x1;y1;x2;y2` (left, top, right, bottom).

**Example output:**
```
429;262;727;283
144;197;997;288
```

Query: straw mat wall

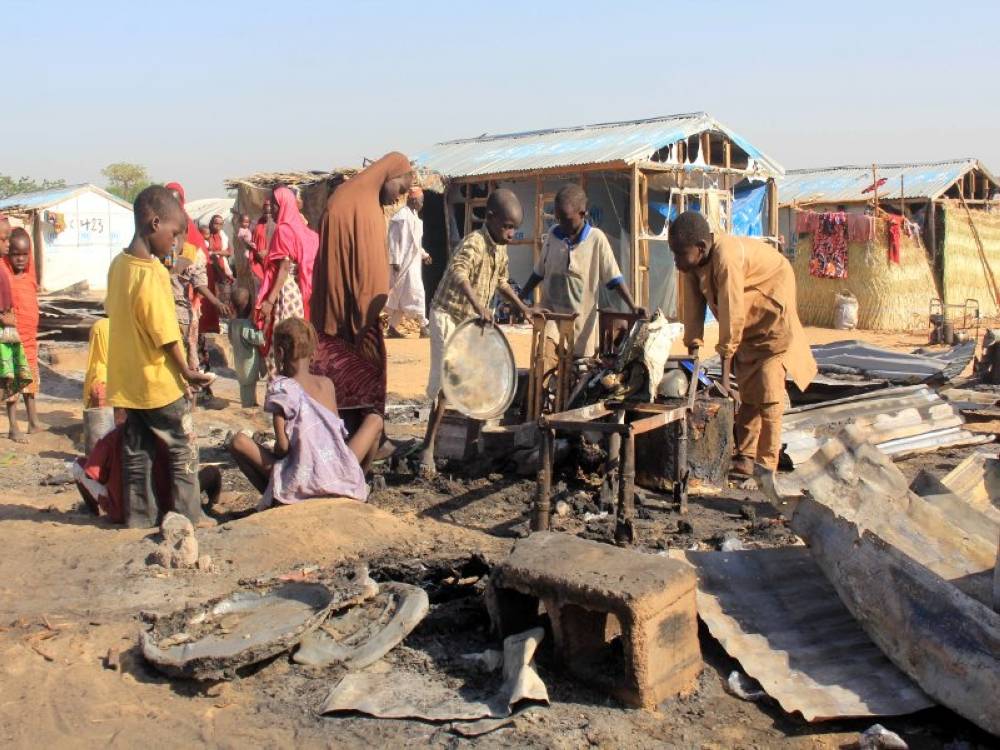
941;204;1000;318
791;222;937;330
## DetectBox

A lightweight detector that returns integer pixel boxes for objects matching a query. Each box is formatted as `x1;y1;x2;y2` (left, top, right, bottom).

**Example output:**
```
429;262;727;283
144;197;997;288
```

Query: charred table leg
533;426;554;531
615;427;636;546
674;416;690;514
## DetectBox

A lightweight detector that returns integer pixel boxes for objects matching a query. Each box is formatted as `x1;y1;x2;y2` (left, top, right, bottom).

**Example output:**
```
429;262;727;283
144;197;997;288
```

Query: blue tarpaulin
732;183;767;237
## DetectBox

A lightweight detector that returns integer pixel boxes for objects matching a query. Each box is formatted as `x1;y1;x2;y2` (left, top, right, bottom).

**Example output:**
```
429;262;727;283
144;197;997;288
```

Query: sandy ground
0;326;992;749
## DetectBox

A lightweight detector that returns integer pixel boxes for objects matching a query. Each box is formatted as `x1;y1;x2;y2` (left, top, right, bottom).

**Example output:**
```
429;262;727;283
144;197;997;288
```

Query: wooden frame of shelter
416;113;784;315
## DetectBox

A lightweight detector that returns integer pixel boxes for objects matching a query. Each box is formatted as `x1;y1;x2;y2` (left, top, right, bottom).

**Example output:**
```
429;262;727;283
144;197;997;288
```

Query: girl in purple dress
228;317;383;507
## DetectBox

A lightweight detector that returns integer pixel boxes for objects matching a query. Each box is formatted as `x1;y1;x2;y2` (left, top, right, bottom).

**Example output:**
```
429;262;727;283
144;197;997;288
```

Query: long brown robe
309;152;411;411
680;234;816;401
311;152;412;342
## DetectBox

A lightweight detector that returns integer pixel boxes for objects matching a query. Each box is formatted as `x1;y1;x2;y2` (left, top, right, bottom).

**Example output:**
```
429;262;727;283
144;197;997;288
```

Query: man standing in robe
385;186;430;337
669;210;816;480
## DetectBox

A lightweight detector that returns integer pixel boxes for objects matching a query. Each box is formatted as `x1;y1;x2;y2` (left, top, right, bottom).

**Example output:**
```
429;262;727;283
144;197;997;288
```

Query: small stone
554;500;571;517
858;724;908;750
739;504;757;523
151;513;199;569
104;646;121;671
676;519;694;534
205;682;230;698
196;555;213;571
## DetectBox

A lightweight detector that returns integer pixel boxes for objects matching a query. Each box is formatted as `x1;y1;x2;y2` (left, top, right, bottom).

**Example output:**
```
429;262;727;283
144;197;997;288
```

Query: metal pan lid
441;319;517;420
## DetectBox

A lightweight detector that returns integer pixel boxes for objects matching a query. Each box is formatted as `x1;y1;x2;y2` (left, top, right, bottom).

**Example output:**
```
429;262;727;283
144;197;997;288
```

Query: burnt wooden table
533;358;699;545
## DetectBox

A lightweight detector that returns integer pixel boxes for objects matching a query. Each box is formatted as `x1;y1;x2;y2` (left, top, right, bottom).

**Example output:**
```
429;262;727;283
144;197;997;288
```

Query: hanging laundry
809;212;848;279
846;213;875;243
885;215;904;264
796;210;820;234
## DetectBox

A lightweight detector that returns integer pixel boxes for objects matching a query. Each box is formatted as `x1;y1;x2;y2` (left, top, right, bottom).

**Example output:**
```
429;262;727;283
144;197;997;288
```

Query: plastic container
83;407;115;454
833;291;858;330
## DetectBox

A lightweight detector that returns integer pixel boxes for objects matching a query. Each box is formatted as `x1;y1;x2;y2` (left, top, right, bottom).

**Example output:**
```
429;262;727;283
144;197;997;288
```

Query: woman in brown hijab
310;152;413;416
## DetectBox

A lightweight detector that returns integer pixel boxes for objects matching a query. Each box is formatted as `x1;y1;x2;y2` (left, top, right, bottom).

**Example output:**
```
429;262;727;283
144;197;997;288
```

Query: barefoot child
228;317;382;507
5;229;41;438
106;185;214;528
227;286;262;408
0;254;31;438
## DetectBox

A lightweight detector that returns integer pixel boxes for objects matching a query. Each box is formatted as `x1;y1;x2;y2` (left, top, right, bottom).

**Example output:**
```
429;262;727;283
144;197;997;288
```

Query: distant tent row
778;160;1000;330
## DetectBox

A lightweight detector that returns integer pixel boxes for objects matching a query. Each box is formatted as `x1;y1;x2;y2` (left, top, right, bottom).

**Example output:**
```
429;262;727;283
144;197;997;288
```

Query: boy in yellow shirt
106;186;213;529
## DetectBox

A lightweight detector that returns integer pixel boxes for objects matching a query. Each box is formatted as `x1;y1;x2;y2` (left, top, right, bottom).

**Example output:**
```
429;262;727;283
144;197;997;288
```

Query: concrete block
490;532;701;708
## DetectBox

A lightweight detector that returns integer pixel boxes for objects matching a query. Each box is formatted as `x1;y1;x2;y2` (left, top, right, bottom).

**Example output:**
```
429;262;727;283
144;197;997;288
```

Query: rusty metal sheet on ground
683;547;932;722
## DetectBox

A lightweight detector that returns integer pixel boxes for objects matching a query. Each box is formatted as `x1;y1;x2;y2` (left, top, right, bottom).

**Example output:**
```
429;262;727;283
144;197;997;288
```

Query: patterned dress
260;376;368;507
264;263;304;380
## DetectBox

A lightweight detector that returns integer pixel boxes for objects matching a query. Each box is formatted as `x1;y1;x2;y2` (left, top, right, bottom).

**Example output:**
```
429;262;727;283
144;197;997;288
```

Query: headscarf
164;181;206;252
311;152;412;342
257;186;319;316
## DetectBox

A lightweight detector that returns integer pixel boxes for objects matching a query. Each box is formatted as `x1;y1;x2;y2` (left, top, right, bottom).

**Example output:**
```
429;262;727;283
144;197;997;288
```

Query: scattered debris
718;532;744;551
858;723;908;750
723;670;765;702
294;582;429;668
141;566;377;680
320;627;549;723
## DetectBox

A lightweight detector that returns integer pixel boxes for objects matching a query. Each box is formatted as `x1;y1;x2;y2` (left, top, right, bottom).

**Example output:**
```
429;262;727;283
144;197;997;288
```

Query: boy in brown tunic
669;211;816;476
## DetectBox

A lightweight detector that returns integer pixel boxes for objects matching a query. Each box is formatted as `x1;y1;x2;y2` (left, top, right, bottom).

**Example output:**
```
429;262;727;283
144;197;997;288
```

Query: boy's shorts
426;307;458;400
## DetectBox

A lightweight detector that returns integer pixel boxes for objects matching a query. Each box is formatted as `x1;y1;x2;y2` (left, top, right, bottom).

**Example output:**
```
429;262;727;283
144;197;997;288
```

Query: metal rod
533;428;553;531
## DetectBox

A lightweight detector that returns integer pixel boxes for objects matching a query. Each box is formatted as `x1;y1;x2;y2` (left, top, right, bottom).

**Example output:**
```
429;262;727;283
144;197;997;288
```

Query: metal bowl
442;320;517;419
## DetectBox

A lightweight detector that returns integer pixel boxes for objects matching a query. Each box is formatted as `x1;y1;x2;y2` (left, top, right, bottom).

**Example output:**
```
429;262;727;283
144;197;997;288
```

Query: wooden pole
872;164;879;216
630;164;642;296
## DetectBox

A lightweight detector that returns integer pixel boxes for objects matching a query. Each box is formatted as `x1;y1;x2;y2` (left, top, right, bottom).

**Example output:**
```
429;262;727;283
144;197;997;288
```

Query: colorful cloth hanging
809;212;848;279
885;215;904;264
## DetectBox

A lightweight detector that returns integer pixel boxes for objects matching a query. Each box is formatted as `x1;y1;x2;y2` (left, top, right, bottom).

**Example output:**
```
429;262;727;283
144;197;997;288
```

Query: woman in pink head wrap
255;185;319;378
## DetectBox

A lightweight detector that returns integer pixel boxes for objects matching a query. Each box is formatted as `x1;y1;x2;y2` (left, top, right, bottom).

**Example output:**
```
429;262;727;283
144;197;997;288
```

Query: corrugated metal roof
683;547;932;721
778;159;999;204
0;183;132;212
413;112;783;179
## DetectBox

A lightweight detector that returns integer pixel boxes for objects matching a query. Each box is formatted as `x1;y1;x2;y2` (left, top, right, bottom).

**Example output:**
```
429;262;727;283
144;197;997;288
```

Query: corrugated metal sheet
811;340;975;384
781;385;990;465
413;112;783;179
0;183;131;212
682;547;932;721
787;425;1000;735
778;159;998;204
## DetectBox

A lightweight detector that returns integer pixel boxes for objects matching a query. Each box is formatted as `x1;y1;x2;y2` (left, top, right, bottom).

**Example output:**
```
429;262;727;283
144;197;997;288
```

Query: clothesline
794;208;923;278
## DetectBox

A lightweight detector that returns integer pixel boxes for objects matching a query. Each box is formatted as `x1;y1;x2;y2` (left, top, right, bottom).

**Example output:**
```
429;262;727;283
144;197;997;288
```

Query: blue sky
5;0;998;198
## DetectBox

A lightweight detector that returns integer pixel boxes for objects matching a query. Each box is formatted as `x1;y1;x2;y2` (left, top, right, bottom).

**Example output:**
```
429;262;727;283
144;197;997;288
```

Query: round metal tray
441;320;517;419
